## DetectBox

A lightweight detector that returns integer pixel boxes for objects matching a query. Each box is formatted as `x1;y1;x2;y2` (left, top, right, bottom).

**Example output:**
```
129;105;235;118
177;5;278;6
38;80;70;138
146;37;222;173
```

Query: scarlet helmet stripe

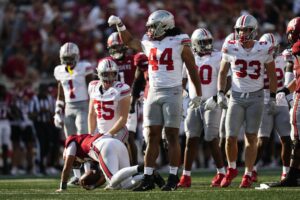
270;34;274;44
202;29;208;36
241;15;247;26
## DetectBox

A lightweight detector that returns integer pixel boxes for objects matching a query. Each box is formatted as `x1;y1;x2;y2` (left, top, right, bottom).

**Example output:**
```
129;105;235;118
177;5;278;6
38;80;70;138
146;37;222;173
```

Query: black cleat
153;171;165;188
161;174;179;191
269;177;299;187
133;174;155;191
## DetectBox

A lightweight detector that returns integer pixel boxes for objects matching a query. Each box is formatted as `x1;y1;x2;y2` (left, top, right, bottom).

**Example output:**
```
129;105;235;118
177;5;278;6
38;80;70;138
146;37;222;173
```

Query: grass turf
0;169;300;200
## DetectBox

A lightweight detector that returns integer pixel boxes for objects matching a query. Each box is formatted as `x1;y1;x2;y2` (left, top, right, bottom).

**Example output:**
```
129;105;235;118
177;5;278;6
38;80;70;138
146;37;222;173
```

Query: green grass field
0;169;300;200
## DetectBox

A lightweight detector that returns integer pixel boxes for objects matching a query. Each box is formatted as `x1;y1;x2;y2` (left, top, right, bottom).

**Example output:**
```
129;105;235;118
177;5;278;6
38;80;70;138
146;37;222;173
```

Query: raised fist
108;15;122;27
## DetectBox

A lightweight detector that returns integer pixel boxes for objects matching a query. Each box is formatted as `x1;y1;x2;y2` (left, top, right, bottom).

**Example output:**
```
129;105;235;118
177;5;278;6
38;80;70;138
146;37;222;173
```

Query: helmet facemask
235;27;256;43
287;30;300;45
108;44;127;60
61;55;78;66
59;42;80;67
98;71;118;85
146;10;175;39
97;59;119;88
193;39;213;55
146;22;166;39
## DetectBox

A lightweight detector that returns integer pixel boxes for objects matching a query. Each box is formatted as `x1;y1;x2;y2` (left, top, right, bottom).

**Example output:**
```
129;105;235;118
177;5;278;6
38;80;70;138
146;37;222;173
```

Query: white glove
276;92;288;107
108;15;126;31
55;100;64;114
54;113;63;128
204;96;217;110
108;15;121;26
217;91;228;109
188;96;202;109
267;97;276;115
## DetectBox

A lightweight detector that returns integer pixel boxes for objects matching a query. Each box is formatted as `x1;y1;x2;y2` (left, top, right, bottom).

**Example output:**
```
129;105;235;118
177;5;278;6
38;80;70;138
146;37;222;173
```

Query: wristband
218;90;225;94
270;92;276;98
60;182;67;190
117;22;126;31
281;87;290;96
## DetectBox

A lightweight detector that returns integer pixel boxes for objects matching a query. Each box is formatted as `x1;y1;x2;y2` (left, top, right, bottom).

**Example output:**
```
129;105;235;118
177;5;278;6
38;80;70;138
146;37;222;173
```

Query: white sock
169;166;178;175
217;167;226;175
84;162;91;172
253;166;257;172
283;166;290;174
183;170;191;176
73;169;81;178
228;162;236;169
144;167;154;175
244;168;252;177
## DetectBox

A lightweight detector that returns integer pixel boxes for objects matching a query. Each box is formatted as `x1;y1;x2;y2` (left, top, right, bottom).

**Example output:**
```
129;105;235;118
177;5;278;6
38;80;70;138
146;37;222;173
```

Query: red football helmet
286;17;300;44
107;32;127;60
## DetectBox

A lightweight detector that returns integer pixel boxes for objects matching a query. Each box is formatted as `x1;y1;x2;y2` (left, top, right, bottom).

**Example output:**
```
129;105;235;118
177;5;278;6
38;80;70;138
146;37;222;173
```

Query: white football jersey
54;61;94;103
184;51;222;100
88;80;130;134
263;54;286;104
141;34;191;88
222;40;274;93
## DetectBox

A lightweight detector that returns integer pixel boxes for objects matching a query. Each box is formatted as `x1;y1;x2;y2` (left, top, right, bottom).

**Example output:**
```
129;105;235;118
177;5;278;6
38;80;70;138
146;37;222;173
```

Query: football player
56;133;164;192
178;28;228;188
108;10;202;191
252;33;292;182
217;14;277;188
53;42;94;185
106;32;138;165
88;58;130;143
268;17;300;187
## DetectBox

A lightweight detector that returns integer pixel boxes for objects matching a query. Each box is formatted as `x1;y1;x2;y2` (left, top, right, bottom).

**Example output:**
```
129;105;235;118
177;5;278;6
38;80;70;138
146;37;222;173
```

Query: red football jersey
65;134;102;159
108;55;136;86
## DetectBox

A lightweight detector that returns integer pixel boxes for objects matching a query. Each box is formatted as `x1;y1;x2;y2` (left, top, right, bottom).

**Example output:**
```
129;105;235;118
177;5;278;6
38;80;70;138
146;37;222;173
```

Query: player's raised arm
108;15;143;52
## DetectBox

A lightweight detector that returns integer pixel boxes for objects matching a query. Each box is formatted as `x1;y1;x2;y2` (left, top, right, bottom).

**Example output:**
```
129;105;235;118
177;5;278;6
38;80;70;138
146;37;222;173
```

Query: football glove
188;96;202;109
108;15;126;31
217;91;228;109
204;96;217;110
54;113;63;128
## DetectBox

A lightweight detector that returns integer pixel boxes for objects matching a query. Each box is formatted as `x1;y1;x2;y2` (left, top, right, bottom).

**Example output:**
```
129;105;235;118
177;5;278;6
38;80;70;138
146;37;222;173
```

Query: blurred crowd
0;0;299;176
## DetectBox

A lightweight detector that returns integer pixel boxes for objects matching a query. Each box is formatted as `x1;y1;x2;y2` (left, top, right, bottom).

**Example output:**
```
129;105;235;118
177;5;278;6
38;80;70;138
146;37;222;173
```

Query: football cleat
220;168;238;187
281;173;286;181
133;174;155;191
177;175;191;188
251;170;258;182
161;174;180;191
153;171;165;188
211;173;225;187
240;175;252;188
